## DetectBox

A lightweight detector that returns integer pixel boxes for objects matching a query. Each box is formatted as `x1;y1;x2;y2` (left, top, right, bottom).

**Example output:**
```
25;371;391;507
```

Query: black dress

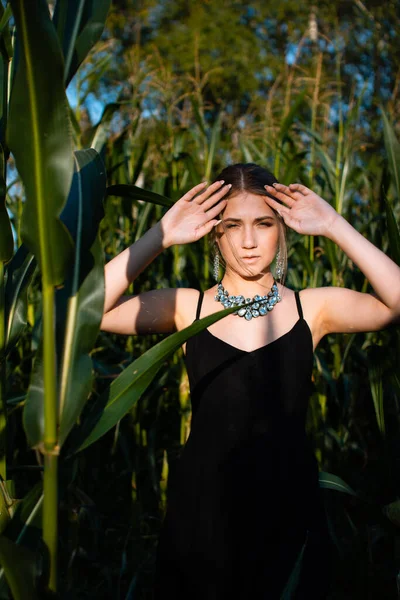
154;291;333;599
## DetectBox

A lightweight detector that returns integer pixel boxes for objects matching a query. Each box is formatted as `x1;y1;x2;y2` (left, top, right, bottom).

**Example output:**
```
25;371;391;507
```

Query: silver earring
275;248;285;282
213;253;220;282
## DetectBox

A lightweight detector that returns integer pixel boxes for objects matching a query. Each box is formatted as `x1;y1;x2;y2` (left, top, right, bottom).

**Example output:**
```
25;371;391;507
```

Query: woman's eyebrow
223;216;275;223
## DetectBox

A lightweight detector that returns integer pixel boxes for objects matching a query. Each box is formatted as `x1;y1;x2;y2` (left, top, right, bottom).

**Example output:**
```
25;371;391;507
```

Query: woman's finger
288;183;310;195
181;181;208;202
202;184;231;211
194;180;226;204
195;219;221;239
205;199;228;220
264;195;290;217
264;184;296;207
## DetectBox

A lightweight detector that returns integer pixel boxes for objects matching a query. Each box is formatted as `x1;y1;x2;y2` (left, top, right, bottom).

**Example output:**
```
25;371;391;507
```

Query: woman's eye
259;222;272;227
226;224;238;229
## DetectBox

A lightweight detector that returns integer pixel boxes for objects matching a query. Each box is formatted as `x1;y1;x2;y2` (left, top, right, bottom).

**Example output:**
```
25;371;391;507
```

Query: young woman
101;164;400;599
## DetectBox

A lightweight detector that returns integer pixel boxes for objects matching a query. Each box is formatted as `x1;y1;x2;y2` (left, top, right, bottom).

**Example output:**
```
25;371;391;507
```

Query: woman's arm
101;180;230;335
264;183;400;335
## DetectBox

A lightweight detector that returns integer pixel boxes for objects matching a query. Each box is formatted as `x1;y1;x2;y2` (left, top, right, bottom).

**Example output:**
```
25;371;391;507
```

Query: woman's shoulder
175;287;204;330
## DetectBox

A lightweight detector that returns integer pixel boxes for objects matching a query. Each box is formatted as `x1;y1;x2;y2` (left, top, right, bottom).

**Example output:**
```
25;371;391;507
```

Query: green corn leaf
318;471;357;497
239;140;254;163
58;150;106;446
0;536;40;600
84;102;121;152
53;0;112;87
8;0;74;287
2;483;42;548
280;532;308;599
72;306;238;453
281;151;308;185
106;184;173;208
132;141;149;186
381;106;400;201
190;97;207;138
23;150;106;448
323;238;338;275
205;111;222;181
367;346;385;437
279;90;307;144
4;245;36;356
383;195;400;266
292;240;314;279
316;148;336;196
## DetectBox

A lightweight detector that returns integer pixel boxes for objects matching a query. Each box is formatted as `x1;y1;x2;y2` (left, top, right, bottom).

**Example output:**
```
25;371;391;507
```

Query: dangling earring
213;253;220;282
275;248;285;282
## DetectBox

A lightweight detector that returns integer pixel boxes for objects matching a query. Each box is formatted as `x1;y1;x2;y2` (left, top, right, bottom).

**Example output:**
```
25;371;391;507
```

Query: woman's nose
242;227;257;248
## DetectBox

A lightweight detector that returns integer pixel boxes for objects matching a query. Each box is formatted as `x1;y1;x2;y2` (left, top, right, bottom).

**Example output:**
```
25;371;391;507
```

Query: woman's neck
221;269;275;297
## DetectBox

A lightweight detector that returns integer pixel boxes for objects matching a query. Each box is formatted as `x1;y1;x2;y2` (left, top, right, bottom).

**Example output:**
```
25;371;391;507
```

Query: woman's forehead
222;192;276;218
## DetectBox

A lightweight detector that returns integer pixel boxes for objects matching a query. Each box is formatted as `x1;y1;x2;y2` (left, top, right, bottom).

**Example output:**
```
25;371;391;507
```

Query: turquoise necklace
214;280;281;321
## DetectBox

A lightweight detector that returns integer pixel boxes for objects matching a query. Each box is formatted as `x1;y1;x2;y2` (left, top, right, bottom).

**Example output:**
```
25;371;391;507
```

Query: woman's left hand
264;183;340;237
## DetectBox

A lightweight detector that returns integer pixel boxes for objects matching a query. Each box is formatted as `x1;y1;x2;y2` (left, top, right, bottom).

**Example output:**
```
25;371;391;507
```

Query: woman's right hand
160;180;231;247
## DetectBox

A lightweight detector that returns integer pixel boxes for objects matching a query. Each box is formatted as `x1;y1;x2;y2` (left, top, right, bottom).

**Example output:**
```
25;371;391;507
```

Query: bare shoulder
175;287;203;330
294;287;332;347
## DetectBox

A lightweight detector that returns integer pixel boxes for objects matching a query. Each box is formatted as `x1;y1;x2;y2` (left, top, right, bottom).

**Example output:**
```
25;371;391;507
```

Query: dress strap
294;291;304;320
195;291;204;321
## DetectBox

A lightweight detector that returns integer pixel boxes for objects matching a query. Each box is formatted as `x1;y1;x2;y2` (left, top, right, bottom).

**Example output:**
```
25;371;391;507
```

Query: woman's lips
241;256;260;262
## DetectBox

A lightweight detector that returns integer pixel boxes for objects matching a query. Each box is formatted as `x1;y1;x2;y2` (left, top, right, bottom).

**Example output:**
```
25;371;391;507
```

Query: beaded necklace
214;280;281;321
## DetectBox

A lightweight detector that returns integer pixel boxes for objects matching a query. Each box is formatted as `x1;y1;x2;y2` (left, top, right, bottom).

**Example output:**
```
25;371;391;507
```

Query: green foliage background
0;0;399;598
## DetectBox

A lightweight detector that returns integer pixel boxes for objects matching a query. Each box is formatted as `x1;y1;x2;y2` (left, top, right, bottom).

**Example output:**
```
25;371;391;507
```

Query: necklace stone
214;280;281;321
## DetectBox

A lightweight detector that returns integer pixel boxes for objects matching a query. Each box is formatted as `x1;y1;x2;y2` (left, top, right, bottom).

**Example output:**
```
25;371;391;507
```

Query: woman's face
216;191;280;278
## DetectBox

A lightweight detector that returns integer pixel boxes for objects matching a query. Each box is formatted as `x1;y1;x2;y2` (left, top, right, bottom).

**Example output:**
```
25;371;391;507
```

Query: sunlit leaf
8;0;74;286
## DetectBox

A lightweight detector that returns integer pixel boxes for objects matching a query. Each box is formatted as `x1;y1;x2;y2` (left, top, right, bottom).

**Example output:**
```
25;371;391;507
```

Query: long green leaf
367;346;385;437
23;150;106;448
381;106;400;201
280;532;308;599
318;471;357;497
53;0;111;87
74;306;238;453
205;112;222;181
106;184;173;208
84;102;121;152
279;90;307;144
58;149;106;445
0;536;39;600
2;483;42;547
4;245;36;356
8;0;74;286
